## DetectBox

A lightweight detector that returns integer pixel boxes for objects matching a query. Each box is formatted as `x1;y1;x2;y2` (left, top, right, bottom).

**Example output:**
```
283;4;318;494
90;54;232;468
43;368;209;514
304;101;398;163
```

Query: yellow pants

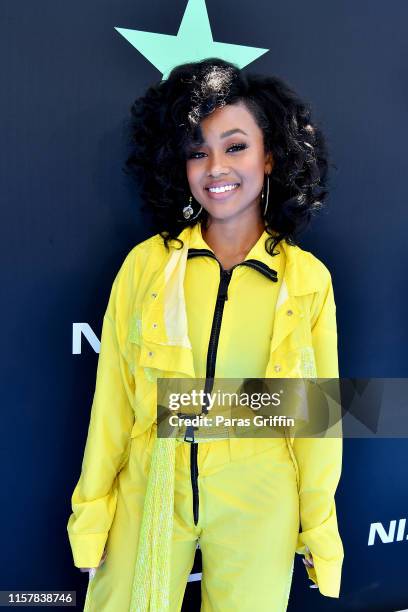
84;429;300;611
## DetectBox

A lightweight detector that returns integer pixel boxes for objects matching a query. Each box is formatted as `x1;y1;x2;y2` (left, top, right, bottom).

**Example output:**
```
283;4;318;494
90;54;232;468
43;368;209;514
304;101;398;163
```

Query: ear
265;151;274;174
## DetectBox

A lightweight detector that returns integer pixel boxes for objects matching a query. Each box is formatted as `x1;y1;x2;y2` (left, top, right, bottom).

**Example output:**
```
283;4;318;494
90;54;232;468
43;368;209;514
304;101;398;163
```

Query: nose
206;151;230;177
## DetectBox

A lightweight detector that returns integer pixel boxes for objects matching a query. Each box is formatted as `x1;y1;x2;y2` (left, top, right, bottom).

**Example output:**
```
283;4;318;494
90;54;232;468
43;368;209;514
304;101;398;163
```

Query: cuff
67;532;108;568
296;528;344;597
295;503;344;597
302;552;343;598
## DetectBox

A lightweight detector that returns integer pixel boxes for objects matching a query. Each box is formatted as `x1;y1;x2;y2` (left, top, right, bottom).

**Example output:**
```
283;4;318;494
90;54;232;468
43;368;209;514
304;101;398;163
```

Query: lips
204;183;241;200
204;182;240;190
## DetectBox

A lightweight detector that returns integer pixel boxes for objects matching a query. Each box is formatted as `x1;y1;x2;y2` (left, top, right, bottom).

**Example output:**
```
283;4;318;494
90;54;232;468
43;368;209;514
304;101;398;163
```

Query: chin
208;203;250;218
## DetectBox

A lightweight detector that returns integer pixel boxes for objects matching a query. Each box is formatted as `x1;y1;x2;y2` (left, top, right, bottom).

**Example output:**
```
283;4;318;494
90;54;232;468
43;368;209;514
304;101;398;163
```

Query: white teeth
208;183;239;193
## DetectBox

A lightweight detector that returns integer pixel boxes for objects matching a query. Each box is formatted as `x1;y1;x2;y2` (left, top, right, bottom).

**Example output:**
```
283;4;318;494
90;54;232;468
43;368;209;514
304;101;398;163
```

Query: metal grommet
286;309;293;316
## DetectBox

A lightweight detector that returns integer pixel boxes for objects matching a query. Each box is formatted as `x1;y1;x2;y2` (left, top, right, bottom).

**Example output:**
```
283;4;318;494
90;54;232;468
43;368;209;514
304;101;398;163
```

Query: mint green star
115;0;269;80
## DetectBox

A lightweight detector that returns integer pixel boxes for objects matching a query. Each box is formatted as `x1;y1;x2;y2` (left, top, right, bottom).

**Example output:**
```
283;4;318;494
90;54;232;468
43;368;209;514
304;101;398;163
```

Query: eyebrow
187;128;249;148
220;128;248;138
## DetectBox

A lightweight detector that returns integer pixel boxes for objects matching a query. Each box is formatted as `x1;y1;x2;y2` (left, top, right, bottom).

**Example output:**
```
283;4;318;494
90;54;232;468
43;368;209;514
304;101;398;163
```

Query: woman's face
185;101;273;222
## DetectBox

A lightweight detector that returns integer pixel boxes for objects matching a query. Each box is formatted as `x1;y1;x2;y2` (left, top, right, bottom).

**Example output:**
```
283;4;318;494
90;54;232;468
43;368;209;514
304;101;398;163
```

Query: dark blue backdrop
1;1;407;610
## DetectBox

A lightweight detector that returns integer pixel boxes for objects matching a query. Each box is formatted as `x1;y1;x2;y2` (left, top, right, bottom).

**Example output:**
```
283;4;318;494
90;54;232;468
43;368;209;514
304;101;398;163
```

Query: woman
67;58;344;611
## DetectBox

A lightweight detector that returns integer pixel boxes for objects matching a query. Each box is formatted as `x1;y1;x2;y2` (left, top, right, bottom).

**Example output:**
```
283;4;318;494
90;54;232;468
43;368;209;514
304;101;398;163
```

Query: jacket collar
187;221;283;284
137;223;327;376
183;222;326;296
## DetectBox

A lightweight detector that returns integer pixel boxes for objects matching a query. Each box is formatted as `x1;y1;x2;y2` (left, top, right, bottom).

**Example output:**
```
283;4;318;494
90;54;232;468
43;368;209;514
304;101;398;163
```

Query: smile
204;183;240;200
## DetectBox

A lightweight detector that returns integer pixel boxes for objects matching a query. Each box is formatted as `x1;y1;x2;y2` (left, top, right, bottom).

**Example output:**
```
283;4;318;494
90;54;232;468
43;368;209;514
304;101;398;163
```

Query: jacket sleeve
293;272;344;597
67;261;135;568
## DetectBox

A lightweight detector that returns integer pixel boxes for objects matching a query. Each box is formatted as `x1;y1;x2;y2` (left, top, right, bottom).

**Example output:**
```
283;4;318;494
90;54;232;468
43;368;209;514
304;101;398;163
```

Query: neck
201;215;265;259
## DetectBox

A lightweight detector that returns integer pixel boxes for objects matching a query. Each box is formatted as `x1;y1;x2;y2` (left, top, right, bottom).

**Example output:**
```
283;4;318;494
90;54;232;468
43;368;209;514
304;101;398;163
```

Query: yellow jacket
67;223;344;605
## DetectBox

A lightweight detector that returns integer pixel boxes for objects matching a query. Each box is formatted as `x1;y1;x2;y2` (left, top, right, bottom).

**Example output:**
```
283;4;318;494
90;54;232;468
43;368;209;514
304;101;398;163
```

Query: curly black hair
123;57;331;255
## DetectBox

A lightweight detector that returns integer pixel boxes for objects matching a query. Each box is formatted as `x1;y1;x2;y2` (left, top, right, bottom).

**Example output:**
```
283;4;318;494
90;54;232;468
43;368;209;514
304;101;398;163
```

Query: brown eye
187;151;204;159
227;143;248;152
187;143;248;160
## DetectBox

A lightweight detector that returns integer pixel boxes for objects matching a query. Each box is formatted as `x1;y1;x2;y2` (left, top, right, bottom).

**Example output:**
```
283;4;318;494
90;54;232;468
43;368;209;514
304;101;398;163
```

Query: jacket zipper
184;249;278;526
185;260;233;525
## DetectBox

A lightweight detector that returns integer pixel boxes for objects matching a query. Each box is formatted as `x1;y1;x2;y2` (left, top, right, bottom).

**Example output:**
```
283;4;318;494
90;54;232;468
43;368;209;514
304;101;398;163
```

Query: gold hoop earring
261;174;270;216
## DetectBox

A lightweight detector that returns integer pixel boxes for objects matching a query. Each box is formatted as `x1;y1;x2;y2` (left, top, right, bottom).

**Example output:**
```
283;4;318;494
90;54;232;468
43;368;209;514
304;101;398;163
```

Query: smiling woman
186;103;272;211
123;57;330;257
184;101;274;269
67;57;343;612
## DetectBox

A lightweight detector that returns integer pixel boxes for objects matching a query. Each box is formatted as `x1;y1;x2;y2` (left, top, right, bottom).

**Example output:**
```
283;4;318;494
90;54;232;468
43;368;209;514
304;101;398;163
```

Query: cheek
186;168;205;200
242;162;265;190
242;153;265;176
186;163;199;185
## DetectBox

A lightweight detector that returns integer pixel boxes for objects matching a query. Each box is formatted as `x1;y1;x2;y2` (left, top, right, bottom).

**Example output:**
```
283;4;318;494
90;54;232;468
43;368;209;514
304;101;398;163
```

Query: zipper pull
184;424;195;443
178;413;197;443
